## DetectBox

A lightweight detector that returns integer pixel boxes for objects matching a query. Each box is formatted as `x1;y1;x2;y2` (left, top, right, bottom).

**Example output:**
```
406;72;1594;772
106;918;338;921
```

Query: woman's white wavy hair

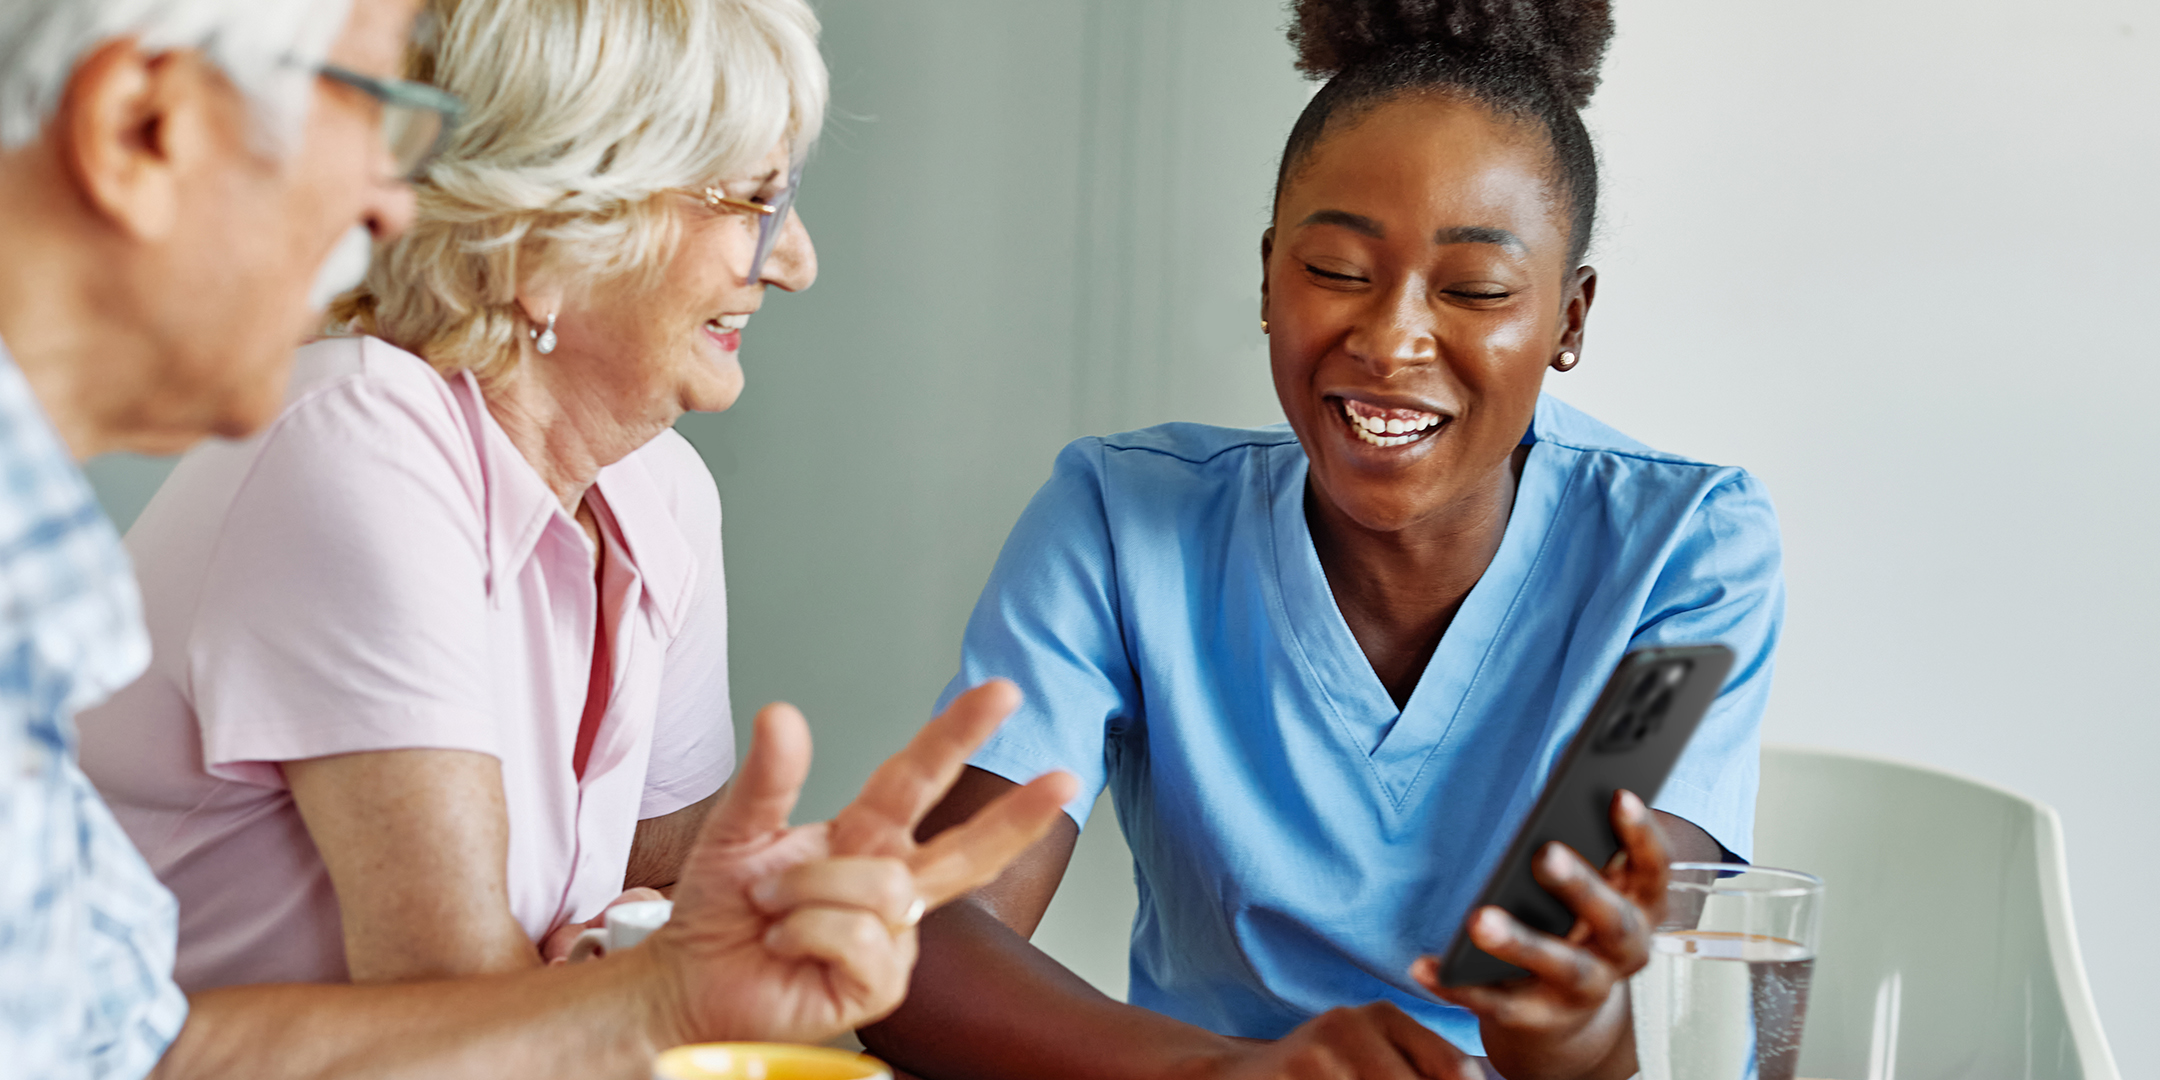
335;0;827;386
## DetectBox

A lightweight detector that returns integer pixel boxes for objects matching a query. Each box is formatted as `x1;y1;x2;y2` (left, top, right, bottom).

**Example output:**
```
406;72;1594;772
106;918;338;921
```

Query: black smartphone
1435;643;1735;987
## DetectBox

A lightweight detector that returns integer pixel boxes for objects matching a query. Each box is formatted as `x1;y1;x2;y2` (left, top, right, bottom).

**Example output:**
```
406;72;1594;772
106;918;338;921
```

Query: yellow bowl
652;1043;892;1080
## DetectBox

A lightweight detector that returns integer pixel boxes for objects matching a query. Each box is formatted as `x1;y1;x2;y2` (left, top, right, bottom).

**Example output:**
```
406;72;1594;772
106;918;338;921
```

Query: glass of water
1630;863;1825;1080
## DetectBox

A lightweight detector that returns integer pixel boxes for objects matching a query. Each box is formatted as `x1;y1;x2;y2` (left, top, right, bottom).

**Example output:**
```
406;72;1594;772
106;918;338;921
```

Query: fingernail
749;877;781;911
1476;907;1510;941
762;923;786;950
1619;789;1646;818
1542;843;1572;875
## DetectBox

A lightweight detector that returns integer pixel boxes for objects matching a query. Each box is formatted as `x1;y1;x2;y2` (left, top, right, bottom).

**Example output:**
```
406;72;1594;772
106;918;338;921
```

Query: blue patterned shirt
0;336;187;1079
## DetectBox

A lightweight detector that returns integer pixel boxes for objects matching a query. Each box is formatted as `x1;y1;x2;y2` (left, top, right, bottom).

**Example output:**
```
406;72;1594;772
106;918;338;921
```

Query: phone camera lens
1598;661;1692;752
1644;689;1673;721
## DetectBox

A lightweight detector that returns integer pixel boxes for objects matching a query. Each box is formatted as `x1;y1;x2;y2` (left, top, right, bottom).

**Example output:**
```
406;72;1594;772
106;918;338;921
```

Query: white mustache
307;226;374;311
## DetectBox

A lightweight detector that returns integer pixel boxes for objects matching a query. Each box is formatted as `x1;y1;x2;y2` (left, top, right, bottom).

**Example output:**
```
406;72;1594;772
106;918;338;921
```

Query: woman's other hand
1199;1004;1481;1080
643;680;1078;1046
539;887;668;965
1411;789;1669;1080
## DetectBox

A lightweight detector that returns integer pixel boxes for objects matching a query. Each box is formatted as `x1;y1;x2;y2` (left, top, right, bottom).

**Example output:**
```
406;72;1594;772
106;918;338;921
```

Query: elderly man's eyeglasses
699;163;805;284
315;64;464;182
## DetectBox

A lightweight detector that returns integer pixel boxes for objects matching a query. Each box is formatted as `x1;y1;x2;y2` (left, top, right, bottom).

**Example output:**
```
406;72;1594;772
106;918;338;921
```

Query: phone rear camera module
1594;663;1690;753
1594;704;1660;752
1628;675;1661;705
1643;689;1673;720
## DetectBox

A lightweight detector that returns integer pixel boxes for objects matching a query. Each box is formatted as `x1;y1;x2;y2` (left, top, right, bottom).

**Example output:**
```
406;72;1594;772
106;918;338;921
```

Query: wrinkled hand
1201;1004;1480;1080
645;680;1078;1046
1411;789;1669;1080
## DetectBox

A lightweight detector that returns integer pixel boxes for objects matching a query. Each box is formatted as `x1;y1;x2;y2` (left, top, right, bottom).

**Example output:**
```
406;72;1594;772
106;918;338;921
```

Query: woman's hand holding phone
1410;789;1670;1080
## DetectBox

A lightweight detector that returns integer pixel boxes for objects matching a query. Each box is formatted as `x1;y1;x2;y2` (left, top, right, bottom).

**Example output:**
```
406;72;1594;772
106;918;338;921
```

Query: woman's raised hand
1412;789;1671;1080
644;680;1078;1046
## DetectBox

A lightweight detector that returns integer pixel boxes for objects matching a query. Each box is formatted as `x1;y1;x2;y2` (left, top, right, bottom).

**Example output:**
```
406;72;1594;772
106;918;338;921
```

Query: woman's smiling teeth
1340;397;1442;447
707;313;749;332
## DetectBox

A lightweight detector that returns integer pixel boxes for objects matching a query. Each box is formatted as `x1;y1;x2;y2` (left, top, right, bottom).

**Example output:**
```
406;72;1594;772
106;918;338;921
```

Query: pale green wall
85;453;177;531
675;1;1307;994
678;0;1302;823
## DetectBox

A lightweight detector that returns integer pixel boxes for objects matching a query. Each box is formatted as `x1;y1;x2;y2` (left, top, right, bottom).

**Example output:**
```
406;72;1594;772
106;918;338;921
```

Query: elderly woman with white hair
78;0;854;988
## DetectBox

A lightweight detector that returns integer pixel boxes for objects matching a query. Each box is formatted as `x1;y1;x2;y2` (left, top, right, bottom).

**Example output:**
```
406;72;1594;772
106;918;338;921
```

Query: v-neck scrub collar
1263;425;1577;806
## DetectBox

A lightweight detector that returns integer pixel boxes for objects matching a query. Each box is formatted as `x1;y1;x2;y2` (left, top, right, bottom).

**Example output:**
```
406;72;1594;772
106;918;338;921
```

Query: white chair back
1755;744;2118;1080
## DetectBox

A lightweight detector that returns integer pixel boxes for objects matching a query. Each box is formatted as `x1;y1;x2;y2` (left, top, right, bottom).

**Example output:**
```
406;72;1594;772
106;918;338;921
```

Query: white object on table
568;899;674;962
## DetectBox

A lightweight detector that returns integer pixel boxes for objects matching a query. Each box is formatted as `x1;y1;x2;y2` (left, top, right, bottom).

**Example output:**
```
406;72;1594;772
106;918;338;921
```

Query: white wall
1575;4;2158;1072
83;0;2158;1071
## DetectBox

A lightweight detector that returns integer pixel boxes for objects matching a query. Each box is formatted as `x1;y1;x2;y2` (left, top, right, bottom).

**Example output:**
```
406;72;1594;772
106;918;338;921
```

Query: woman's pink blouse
78;336;734;989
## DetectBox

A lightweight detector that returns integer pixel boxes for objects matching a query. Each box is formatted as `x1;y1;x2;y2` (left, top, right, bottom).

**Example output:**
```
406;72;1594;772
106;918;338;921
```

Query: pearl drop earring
532;313;558;355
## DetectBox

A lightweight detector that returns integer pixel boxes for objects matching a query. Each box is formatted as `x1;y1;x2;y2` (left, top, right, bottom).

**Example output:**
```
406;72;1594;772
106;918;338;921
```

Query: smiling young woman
860;1;1786;1079
1264;91;1597;711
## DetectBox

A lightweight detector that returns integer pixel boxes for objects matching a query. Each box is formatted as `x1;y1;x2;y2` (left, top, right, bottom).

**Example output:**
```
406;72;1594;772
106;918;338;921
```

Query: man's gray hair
0;0;355;150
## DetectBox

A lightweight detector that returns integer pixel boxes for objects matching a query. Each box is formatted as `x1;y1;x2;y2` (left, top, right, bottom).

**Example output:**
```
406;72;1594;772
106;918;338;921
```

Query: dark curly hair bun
1274;0;1615;262
1289;0;1613;110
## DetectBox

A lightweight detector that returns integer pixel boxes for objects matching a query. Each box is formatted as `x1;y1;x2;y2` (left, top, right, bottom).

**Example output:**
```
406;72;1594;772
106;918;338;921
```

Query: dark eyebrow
1298;209;1385;238
1299;212;1525;254
1435;225;1526;253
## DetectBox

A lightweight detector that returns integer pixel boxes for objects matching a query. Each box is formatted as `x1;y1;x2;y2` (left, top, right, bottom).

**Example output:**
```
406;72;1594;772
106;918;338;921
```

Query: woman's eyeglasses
700;163;805;283
314;64;465;182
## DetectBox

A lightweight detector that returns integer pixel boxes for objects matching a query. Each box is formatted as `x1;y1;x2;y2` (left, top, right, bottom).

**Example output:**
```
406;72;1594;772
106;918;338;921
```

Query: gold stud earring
1261;319;1270;334
1552;350;1578;372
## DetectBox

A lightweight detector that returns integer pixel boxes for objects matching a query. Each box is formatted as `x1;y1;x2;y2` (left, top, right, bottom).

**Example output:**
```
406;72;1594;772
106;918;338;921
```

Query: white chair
1755;744;2119;1080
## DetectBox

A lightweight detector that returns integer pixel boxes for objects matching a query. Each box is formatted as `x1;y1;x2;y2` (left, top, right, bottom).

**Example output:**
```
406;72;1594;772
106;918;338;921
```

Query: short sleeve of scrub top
942;395;1785;1055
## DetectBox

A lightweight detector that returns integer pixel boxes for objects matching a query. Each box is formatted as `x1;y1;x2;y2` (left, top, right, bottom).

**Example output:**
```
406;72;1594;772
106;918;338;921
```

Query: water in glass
1632;929;1814;1080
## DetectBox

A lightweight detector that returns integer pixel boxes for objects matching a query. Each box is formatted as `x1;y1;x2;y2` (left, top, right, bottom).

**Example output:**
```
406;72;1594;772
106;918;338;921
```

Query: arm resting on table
155;948;685;1080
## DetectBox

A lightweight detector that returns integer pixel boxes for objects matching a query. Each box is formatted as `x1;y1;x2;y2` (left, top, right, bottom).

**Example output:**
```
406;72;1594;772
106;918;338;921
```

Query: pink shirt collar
450;369;698;636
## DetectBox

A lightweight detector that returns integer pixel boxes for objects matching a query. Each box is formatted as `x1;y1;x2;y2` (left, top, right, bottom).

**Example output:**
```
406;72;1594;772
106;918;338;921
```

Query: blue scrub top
941;394;1784;1054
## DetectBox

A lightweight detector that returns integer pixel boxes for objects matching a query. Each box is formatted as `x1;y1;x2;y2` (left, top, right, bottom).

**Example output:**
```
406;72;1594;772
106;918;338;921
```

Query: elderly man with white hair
0;1;1072;1077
